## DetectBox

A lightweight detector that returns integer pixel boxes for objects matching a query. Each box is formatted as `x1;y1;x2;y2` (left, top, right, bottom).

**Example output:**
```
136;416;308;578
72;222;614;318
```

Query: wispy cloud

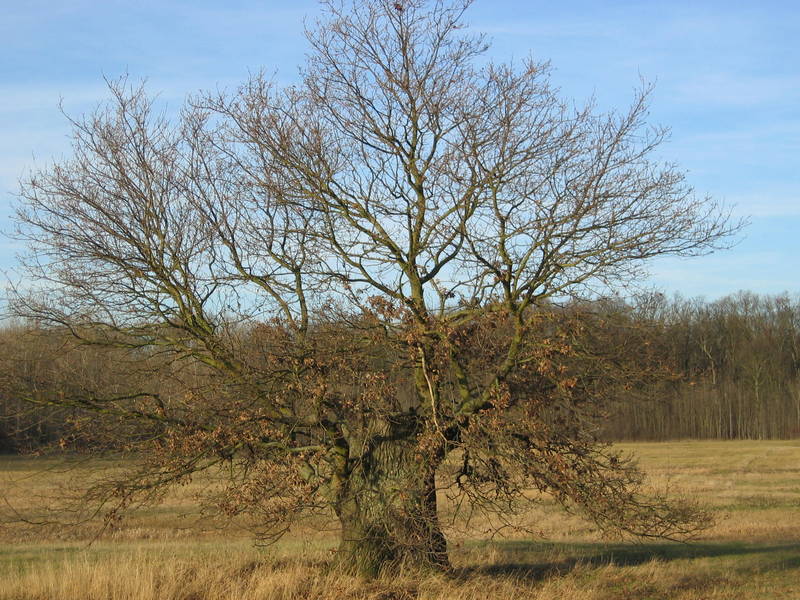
0;83;110;114
0;0;797;299
670;72;800;108
648;249;799;299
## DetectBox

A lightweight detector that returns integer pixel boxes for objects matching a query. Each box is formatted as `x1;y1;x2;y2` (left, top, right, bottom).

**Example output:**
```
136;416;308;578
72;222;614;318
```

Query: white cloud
647;250;799;298
0;83;111;114
670;72;800;108
724;192;800;218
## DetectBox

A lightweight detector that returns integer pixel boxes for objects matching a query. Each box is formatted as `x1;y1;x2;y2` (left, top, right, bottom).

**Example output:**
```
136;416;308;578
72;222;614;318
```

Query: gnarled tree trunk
333;417;448;576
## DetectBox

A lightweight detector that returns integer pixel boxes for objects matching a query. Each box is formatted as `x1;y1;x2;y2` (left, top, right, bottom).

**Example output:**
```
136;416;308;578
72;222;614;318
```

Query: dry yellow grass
2;440;799;599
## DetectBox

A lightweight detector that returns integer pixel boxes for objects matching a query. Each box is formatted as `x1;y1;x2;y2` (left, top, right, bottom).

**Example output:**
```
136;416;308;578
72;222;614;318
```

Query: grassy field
1;441;799;599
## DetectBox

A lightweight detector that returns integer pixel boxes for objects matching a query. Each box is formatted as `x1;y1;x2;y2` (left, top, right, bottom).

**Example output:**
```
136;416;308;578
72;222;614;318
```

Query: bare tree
10;0;739;575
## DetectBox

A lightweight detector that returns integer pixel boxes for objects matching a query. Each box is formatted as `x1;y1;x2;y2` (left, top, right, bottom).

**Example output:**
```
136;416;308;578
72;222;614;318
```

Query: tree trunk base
334;525;449;577
332;416;450;577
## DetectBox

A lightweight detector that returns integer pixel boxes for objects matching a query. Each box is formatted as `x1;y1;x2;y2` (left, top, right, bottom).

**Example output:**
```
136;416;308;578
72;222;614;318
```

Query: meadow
1;440;799;600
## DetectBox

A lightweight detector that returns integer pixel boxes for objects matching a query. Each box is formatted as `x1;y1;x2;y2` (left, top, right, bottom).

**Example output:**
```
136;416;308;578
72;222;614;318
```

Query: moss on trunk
333;417;448;576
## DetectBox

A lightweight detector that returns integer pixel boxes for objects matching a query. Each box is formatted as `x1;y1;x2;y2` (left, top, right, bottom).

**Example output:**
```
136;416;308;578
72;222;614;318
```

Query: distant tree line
0;323;136;453
606;291;800;440
2;290;798;452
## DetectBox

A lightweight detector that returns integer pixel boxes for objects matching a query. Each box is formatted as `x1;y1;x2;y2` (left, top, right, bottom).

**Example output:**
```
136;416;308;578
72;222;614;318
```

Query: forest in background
605;291;800;440
1;290;798;452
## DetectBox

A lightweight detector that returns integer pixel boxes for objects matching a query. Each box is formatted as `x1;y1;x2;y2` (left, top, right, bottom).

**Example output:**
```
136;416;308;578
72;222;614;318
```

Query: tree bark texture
333;416;448;576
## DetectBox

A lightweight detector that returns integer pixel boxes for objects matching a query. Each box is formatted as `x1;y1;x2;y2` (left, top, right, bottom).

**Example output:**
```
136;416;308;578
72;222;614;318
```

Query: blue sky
1;0;797;300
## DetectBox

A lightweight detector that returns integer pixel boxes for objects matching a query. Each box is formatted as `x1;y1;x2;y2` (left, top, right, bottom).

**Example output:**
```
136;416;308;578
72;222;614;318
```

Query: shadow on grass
453;539;800;581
